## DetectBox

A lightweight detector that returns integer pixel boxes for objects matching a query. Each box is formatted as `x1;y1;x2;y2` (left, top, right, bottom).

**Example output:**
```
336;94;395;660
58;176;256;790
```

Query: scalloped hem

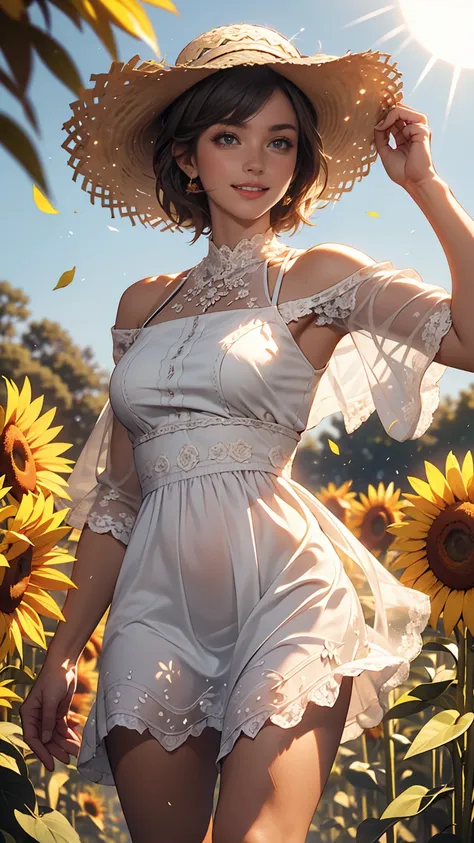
77;646;418;784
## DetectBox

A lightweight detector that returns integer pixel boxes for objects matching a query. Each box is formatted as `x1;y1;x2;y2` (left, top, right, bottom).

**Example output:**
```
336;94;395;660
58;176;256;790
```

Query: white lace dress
62;236;452;784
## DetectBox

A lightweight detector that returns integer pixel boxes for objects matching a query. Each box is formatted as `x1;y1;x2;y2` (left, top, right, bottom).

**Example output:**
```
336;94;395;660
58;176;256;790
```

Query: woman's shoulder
296;242;377;292
113;270;190;331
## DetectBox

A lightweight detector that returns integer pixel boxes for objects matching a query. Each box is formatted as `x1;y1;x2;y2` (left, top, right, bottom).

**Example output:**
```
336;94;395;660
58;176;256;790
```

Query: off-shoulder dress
63;241;452;783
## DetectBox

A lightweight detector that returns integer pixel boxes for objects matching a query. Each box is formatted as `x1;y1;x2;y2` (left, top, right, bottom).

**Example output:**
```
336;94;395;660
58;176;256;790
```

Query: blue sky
2;0;474;432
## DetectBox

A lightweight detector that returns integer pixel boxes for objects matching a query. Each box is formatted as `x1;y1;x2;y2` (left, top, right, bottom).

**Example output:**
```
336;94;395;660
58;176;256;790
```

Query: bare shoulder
114;272;185;330
295;242;377;296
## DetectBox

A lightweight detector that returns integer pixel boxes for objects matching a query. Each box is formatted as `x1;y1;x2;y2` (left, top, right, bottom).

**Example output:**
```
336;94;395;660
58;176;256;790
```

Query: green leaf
0;722;30;752
409;678;455;702
404;710;474;759
0;113;49;194
0;10;33;93
0;767;36;815
0;739;28;777
0;830;18;843
380;784;454;820
355;816;400;843
423;639;458;662
14;811;55;843
0;665;35;685
29;25;83;96
37;809;81;843
47;770;69;810
0;753;20;775
383;693;432;722
346;761;382;792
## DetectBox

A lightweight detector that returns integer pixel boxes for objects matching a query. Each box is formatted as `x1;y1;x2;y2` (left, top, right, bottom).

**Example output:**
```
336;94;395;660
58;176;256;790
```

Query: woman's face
189;88;299;226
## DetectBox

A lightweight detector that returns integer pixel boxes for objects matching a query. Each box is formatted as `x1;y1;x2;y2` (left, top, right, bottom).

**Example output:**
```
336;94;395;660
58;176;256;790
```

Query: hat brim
62;50;402;230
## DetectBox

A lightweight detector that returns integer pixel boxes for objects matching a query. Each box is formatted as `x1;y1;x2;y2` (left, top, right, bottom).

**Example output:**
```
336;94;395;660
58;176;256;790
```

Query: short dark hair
152;65;329;242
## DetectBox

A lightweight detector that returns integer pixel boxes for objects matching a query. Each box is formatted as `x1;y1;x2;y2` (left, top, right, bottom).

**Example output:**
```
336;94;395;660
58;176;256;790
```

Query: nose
243;146;265;174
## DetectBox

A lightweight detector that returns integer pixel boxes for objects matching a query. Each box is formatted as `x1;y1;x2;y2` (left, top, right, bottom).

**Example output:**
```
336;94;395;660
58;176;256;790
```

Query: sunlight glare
399;0;474;69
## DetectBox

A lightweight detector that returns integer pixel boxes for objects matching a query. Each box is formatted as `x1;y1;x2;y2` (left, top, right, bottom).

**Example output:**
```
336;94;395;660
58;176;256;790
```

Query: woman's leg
105;724;221;843
212;675;354;843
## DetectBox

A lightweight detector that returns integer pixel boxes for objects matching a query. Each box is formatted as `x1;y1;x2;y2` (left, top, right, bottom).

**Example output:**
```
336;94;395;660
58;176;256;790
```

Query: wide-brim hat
62;22;403;231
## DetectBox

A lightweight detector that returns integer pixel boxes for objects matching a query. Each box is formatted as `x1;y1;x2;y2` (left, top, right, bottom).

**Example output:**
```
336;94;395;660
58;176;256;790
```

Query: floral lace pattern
87;489;136;544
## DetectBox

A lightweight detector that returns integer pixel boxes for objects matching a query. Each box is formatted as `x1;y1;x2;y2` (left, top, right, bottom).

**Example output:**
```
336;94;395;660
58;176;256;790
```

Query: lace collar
204;229;287;277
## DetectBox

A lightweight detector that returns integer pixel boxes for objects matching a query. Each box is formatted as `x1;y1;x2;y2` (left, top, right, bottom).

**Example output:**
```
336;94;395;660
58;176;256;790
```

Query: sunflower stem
462;629;474;843
360;732;369;821
383;691;396;843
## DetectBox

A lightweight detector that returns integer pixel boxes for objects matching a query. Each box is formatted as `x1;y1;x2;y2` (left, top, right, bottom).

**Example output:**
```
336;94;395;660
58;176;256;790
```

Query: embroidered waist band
132;415;301;495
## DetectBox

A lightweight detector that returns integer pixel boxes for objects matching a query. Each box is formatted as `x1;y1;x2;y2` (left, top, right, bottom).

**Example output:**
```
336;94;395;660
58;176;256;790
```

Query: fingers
20;698;56;771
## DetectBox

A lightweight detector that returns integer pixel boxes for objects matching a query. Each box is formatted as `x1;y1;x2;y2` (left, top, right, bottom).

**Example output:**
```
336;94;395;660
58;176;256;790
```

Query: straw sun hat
61;22;403;231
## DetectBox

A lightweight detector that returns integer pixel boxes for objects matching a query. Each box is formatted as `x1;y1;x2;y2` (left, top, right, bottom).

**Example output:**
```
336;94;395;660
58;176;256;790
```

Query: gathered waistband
133;416;301;495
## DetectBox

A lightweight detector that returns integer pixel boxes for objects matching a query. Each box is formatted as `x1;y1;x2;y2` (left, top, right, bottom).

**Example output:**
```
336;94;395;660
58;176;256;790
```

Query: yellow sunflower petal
23;587;65;621
461;452;474;489
446;452;468;502
16;376;32;421
16;603;47;648
359;492;371;509
367;484;378;504
9;616;23;661
30;567;77;590
27;423;63;449
424;461;455;505
390;549;427;571
391;538;428;552
16;393;44;431
443;589;465;637
386;522;429;539
404;558;430;580
462;587;474;637
401;493;441;517
411;569;439;592
407;476;445;507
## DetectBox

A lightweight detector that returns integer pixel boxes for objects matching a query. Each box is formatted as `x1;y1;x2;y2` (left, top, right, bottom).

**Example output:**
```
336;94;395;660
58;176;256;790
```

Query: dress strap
140;270;191;329
269;248;297;306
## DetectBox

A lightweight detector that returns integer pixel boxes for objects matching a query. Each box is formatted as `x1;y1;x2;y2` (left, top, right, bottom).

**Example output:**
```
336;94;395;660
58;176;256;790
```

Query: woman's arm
44;525;125;668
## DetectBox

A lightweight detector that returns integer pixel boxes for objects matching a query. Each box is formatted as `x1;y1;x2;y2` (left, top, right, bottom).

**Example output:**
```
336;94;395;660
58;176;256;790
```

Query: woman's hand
19;659;82;771
374;102;438;191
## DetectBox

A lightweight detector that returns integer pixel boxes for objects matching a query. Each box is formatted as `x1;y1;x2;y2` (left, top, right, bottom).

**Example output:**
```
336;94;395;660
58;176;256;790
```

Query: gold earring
186;176;200;194
282;194;292;206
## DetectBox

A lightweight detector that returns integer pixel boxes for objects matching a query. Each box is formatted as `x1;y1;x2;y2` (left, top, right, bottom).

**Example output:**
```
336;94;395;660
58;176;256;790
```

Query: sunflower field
0;373;473;842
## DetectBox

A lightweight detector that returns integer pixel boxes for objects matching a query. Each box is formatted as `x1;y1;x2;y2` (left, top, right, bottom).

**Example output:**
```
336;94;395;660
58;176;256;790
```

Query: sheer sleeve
59;333;142;545
283;260;453;441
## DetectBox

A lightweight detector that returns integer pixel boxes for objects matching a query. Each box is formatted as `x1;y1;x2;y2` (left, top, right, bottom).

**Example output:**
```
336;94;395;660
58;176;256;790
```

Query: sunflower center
360;505;394;553
426;501;474;590
0;423;37;499
84;798;99;817
0;546;33;612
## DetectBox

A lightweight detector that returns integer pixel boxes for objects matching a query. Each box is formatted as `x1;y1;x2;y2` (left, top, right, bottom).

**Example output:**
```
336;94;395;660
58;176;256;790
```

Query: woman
20;22;474;843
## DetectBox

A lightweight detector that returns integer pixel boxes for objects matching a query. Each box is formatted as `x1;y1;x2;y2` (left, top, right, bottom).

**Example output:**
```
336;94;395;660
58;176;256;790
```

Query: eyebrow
218;121;298;132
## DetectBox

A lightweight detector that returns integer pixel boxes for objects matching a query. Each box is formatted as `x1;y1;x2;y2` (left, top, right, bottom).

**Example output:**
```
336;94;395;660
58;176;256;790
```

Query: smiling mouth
232;185;269;193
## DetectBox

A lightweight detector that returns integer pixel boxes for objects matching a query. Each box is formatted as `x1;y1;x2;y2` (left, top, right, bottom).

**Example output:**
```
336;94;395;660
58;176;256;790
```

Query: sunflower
81;609;109;663
71;656;98;726
77;786;105;831
316;480;357;526
0;481;76;662
348;481;406;557
387;451;474;638
0;375;74;502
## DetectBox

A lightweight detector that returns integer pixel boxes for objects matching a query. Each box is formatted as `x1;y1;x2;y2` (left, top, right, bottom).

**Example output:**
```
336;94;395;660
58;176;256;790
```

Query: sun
343;0;474;119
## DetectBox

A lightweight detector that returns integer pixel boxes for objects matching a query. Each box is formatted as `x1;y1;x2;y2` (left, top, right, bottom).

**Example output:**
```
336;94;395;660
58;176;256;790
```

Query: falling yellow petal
366;211;380;217
54;267;76;290
328;439;340;455
33;184;59;214
443;589;464;637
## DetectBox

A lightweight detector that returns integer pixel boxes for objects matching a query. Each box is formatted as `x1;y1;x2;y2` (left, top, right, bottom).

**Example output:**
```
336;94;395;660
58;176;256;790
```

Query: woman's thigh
105;724;221;843
213;675;354;843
